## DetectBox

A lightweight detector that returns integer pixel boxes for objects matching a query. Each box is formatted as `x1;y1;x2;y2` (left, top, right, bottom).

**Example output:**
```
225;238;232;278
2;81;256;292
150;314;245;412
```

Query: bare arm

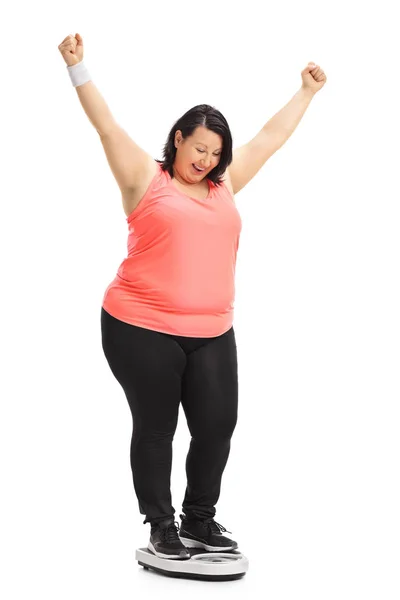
75;80;153;193
74;80;115;136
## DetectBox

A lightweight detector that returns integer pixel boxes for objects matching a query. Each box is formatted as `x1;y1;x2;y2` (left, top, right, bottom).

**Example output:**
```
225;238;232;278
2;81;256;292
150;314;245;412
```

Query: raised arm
74;81;153;195
59;34;153;194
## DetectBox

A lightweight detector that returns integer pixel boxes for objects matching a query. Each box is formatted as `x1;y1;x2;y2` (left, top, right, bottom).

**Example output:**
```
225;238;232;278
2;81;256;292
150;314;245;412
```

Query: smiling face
173;125;223;183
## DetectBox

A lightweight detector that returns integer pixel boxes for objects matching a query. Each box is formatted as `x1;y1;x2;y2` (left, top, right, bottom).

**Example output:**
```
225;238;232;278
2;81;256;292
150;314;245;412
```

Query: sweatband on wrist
67;61;92;88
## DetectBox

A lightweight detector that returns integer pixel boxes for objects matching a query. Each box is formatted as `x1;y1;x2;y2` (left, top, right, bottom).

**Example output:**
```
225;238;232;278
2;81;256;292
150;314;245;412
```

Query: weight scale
136;545;249;581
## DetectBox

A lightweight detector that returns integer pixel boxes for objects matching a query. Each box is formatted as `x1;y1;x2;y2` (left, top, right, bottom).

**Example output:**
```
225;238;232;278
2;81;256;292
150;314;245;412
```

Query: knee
195;415;238;441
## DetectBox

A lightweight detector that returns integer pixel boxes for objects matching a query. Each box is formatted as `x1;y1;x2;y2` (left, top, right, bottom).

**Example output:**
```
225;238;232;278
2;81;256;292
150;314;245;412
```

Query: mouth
192;164;206;174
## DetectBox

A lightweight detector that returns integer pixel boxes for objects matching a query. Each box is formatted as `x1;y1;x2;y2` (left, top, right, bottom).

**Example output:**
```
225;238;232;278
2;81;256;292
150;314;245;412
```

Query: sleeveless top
102;161;242;337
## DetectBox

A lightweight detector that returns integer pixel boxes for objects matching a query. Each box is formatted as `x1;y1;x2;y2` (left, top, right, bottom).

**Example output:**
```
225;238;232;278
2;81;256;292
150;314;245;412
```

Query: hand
58;33;84;67
301;62;327;95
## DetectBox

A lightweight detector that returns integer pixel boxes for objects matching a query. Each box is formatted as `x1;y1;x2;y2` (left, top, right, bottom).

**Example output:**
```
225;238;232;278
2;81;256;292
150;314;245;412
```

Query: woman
58;32;327;561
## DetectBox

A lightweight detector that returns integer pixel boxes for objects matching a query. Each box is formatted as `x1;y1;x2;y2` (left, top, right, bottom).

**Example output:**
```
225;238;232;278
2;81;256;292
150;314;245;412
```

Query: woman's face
174;125;223;182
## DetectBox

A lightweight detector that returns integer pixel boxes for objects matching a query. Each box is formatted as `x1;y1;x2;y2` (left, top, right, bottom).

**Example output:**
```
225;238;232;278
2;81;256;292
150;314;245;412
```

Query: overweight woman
58;32;326;561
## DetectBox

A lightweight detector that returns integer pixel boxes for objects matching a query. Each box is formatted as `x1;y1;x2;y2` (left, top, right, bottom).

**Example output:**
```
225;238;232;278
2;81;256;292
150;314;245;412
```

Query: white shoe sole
147;540;190;560
179;536;237;552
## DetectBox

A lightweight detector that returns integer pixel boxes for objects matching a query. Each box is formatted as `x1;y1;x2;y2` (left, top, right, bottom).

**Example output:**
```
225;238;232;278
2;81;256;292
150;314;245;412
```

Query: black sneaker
147;517;191;560
179;514;238;551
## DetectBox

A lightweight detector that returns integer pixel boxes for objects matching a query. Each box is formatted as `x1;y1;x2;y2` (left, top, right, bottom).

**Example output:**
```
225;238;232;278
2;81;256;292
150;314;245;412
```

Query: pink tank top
102;161;242;337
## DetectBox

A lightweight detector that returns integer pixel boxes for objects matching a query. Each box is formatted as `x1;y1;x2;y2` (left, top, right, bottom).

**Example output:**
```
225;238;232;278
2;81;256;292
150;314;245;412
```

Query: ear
175;130;182;146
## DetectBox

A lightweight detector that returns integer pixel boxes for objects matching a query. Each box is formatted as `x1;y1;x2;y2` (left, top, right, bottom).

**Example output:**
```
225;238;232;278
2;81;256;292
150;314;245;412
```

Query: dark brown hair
156;104;233;187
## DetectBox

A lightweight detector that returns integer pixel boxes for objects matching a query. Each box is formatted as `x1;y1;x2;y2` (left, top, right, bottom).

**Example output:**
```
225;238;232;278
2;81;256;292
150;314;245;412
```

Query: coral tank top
102;161;242;337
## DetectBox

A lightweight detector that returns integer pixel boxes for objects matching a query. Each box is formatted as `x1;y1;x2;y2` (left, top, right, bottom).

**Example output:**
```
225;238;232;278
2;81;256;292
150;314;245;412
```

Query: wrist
300;85;315;100
67;60;91;87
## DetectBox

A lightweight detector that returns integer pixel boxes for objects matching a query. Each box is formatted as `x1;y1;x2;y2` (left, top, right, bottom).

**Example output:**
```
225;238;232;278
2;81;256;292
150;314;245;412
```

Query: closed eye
197;149;221;156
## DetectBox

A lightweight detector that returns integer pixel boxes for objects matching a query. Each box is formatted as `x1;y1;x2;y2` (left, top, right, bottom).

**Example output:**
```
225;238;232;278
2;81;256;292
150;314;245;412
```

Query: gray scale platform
136;546;249;581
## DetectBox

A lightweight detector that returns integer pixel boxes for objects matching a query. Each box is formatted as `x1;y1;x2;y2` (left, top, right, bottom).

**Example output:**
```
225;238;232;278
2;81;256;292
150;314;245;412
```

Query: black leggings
100;307;239;525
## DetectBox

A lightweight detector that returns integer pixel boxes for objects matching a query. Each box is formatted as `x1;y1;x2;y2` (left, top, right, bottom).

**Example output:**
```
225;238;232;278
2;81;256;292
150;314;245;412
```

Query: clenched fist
58;33;84;67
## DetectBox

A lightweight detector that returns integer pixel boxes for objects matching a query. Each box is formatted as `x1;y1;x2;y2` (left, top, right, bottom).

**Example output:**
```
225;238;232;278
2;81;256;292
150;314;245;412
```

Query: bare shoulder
221;167;234;197
122;157;159;218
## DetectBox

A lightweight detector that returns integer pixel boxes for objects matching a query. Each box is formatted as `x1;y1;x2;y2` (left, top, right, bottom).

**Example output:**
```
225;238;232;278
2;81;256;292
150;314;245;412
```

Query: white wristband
67;60;91;87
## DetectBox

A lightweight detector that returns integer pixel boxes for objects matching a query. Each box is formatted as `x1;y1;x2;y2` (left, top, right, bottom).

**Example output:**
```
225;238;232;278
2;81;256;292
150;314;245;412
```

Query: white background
1;0;399;598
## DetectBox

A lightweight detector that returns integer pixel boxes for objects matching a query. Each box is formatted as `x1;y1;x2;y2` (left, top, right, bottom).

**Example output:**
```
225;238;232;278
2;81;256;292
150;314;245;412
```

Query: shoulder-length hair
156;104;233;187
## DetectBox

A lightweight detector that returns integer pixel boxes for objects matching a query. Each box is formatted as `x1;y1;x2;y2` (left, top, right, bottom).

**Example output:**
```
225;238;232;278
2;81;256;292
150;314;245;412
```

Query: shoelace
179;513;232;535
204;518;232;535
161;521;181;542
184;515;232;535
